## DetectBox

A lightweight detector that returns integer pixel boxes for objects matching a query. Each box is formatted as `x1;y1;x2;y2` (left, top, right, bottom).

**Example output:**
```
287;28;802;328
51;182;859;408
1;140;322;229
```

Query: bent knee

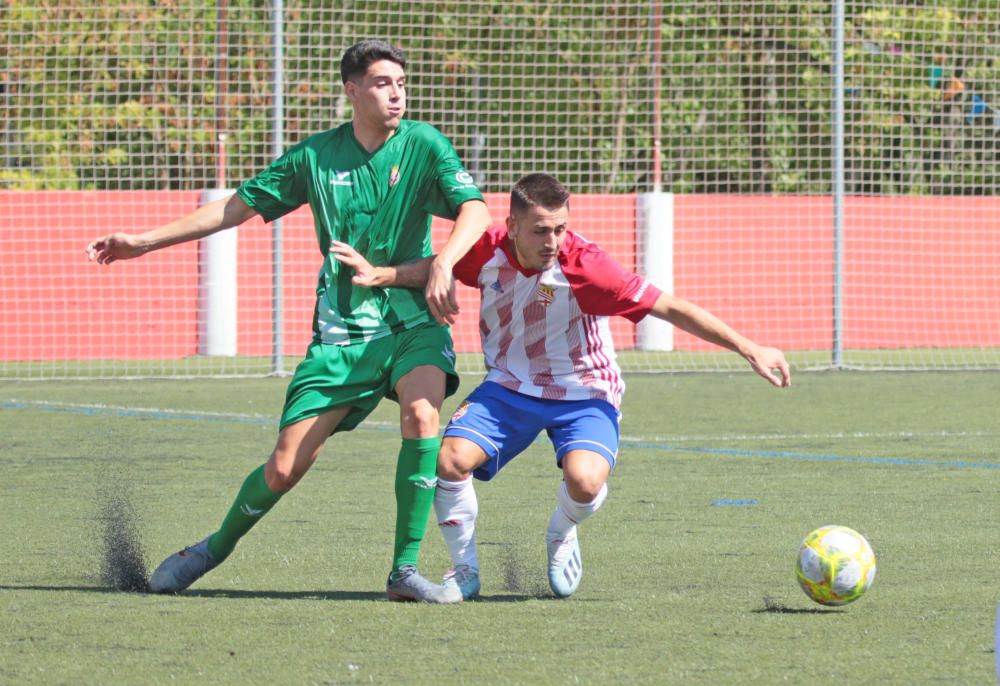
564;474;607;503
437;438;481;481
401;400;440;438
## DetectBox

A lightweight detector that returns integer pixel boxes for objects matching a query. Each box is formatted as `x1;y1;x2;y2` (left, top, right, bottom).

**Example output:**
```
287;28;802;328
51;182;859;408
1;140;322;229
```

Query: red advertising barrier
2;191;998;361
1;191;201;361
672;195;1000;351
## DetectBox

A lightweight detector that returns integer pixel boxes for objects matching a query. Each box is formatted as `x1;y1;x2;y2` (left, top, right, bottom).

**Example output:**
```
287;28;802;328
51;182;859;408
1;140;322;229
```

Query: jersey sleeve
418;126;484;220
452;224;505;287
236;141;310;222
561;235;663;323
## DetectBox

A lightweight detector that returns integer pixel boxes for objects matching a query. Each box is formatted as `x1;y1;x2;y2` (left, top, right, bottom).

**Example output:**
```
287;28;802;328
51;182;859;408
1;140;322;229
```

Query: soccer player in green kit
85;40;492;602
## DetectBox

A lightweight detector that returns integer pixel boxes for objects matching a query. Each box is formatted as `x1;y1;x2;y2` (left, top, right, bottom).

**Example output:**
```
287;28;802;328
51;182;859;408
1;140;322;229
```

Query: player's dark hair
510;173;570;215
340;40;406;84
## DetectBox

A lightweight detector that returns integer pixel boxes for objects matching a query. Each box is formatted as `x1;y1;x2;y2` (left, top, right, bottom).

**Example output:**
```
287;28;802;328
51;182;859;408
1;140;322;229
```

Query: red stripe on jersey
454;226;655;408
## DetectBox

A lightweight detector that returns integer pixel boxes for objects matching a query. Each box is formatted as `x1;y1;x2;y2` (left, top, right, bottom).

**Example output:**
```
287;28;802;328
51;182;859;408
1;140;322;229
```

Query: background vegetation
2;1;997;194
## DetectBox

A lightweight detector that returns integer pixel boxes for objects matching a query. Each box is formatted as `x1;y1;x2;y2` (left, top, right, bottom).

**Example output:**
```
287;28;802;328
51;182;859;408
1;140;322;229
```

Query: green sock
207;464;283;562
392;437;440;573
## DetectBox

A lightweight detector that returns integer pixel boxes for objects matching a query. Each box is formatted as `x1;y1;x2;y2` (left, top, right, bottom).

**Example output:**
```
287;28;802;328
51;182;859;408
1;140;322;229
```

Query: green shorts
279;323;460;434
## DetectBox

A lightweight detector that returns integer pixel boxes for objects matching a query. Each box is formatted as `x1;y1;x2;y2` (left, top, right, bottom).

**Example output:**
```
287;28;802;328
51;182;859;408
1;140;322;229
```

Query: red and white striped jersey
453;224;662;408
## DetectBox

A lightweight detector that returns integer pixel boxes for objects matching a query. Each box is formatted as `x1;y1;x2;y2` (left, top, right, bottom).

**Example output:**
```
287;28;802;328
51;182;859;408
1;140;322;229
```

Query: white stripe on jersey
477;250;625;408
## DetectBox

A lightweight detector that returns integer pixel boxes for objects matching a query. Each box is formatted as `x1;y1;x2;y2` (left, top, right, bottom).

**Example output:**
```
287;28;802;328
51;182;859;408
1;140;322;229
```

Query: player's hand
745;345;791;387
85;233;147;264
329;241;386;287
425;257;459;325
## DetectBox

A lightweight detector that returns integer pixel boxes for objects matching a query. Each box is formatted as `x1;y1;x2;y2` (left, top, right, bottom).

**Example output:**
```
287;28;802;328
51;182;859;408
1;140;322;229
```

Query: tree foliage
1;1;996;194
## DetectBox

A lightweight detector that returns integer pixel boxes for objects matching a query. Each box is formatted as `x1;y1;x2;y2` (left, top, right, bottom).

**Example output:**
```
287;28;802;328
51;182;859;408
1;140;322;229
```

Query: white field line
5;398;990;441
2;398;404;428
621;430;994;443
6;398;273;419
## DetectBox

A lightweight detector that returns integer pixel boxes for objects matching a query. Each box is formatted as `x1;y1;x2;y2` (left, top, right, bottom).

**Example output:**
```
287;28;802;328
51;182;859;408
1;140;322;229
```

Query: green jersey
237;119;483;345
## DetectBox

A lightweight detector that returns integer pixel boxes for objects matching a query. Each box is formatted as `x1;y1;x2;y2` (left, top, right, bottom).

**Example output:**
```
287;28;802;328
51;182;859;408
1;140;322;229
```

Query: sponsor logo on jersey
451;400;470;421
536;283;555;305
490;279;503;293
631;279;651;303
330;169;352;187
451;170;477;191
389;165;400;188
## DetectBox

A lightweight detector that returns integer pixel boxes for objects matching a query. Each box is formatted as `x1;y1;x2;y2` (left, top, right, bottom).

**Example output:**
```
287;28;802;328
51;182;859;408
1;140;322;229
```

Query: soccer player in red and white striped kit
330;172;791;601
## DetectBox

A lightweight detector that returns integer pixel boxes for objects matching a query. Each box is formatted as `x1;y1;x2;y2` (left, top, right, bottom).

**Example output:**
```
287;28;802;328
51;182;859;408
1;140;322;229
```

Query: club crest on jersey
490;279;503;293
389;165;400;188
536;283;555;306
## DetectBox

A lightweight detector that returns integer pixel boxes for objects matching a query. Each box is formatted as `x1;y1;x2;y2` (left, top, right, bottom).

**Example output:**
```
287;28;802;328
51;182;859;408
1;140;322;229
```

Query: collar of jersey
348;120;401;158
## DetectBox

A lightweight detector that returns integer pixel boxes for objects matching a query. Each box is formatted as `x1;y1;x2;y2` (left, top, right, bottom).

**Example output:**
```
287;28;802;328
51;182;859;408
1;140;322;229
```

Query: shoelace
391;564;418;582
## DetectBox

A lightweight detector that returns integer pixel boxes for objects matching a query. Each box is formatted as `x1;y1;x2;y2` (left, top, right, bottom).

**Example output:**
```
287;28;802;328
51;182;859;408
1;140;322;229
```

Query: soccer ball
795;525;876;606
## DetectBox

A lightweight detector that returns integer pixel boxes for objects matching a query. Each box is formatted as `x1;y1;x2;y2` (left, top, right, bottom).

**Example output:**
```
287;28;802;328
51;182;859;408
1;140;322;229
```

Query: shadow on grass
754;597;847;614
0;584;380;600
0;584;549;603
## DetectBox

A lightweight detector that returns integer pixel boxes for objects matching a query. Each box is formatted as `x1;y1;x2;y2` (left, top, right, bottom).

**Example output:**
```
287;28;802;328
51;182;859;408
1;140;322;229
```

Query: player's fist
425;257;459;325
85;233;147;265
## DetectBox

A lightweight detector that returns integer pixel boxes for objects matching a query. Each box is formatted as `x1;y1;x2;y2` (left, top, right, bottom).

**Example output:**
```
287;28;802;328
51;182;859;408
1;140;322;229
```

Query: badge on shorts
451;401;470;421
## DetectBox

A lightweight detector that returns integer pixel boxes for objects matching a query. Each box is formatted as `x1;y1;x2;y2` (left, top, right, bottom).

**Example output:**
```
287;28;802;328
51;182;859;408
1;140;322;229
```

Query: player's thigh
547;399;620;475
279;339;393;435
387;323;460;408
444;382;544;481
394;364;447;439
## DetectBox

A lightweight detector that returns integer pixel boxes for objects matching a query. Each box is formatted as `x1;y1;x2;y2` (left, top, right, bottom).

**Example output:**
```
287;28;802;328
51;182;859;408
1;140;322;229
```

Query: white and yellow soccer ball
795;525;876;606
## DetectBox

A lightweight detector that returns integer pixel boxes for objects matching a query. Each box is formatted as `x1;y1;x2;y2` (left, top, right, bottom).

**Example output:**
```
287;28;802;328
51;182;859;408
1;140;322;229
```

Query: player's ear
344;78;358;100
505;214;517;236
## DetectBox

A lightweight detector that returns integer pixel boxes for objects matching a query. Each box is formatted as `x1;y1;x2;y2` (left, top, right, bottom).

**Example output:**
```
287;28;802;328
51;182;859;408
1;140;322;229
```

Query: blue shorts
443;381;621;481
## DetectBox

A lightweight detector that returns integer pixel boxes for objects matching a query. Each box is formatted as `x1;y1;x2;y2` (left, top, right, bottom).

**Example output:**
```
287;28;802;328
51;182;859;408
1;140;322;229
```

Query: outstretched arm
86;194;258;265
328;241;433;289
650;293;791;387
425;199;492;325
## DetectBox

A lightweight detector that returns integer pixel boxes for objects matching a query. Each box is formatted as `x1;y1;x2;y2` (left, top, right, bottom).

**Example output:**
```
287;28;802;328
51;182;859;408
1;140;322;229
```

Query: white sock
435;477;479;570
547;481;608;539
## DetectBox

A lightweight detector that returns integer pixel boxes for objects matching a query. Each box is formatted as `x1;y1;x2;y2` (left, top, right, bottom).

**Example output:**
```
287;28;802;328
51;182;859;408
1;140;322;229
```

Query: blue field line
621;440;1000;470
4;399;998;470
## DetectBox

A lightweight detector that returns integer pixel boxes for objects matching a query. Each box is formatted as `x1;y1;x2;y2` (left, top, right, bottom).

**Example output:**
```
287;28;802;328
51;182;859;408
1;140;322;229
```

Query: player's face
507;204;569;271
345;59;407;131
